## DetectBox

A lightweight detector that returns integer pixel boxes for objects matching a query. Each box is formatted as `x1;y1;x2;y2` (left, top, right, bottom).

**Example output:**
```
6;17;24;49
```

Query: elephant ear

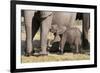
57;26;66;34
50;24;58;33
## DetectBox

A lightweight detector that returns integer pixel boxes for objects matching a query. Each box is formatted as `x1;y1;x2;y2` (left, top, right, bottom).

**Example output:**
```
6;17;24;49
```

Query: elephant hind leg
75;39;80;54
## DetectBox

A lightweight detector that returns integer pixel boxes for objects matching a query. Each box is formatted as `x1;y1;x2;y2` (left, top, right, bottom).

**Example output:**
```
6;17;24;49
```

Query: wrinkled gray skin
24;11;76;56
50;25;82;54
83;13;90;40
82;13;90;49
60;27;82;54
49;24;66;44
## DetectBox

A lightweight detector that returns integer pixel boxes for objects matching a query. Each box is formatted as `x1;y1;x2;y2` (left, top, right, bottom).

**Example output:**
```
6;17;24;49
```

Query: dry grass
21;53;90;63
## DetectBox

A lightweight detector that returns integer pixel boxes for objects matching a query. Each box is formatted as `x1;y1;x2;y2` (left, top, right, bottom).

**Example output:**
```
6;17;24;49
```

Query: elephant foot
32;52;41;57
73;51;79;54
25;52;32;57
79;49;86;54
24;50;35;57
72;49;79;54
39;51;48;56
57;51;64;55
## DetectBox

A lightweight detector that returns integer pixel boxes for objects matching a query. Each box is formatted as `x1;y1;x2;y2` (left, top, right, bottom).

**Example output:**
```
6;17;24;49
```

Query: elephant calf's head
50;24;58;33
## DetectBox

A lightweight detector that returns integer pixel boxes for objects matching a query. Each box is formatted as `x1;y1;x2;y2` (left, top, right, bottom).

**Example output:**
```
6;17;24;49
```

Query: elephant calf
50;24;66;43
50;25;82;54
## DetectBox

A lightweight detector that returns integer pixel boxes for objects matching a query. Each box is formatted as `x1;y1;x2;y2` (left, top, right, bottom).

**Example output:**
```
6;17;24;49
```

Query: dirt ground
21;53;90;63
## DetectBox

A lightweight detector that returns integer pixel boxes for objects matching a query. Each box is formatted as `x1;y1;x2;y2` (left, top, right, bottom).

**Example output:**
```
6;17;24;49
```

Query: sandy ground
21;53;90;63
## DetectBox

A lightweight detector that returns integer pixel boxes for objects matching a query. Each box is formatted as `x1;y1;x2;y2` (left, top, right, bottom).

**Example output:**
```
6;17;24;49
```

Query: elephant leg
75;40;79;54
82;13;90;49
76;44;79;53
59;35;66;54
40;12;53;55
75;44;79;54
24;11;35;56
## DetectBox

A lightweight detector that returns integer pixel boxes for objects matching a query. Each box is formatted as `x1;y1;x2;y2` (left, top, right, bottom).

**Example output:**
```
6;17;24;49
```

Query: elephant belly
52;12;76;26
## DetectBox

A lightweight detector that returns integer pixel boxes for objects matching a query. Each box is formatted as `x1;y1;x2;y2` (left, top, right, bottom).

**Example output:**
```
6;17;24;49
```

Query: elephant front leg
75;40;79;54
40;30;48;55
24;11;35;56
40;13;53;55
59;35;66;55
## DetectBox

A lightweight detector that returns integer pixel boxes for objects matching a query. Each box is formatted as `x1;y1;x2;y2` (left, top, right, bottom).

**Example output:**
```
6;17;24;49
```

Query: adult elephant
49;13;90;53
24;10;76;56
76;13;90;49
82;13;90;49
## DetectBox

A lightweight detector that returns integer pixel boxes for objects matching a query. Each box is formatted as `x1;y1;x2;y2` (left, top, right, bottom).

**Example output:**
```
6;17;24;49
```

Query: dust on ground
22;53;90;63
